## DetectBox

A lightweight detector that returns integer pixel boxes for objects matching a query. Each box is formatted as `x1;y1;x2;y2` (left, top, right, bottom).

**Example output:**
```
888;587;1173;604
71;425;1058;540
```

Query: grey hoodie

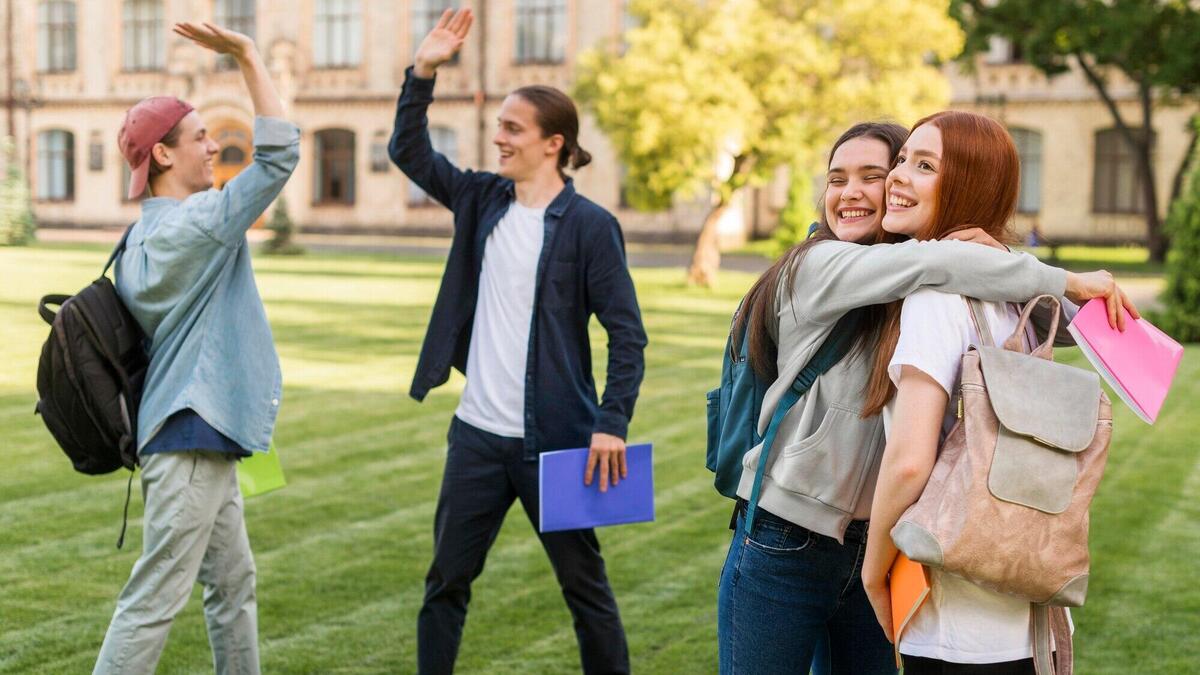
736;238;1067;542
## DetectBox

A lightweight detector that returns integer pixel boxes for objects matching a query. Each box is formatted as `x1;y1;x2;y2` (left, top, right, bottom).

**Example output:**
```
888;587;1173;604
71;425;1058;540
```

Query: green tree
773;165;819;254
575;0;962;286
951;0;1200;264
0;140;36;246
1157;115;1200;342
262;195;303;255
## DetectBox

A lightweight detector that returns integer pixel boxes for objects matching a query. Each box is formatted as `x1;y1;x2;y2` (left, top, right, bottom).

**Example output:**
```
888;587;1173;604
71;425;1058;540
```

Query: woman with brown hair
716;117;1135;674
860;111;1090;673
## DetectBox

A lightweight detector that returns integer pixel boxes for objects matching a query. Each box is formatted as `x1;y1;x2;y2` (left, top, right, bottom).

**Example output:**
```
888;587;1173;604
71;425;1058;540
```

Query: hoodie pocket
768;406;884;514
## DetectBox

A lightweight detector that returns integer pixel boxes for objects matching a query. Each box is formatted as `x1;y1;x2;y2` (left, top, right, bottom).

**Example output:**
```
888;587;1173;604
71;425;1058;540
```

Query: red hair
861;111;1021;417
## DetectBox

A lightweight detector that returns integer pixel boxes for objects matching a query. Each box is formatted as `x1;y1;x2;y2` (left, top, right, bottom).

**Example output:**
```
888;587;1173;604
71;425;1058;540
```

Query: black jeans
903;655;1037;675
416;417;630;675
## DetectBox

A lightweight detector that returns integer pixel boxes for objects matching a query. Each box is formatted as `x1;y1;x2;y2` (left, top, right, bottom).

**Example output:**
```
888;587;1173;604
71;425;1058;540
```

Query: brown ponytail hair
737;121;909;382
858;111;1021;417
512;85;592;177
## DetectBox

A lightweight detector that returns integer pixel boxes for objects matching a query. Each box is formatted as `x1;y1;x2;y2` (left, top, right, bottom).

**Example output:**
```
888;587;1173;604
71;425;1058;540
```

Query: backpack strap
37;294;71;325
965;297;996;349
1031;603;1073;675
101;223;136;278
743;308;866;533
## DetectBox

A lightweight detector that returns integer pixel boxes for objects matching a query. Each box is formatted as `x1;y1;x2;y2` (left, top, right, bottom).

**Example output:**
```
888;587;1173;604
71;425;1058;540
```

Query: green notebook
238;442;287;498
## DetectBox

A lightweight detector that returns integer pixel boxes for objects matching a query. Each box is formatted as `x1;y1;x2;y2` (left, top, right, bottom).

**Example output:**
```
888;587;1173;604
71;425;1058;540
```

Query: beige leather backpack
892;295;1113;675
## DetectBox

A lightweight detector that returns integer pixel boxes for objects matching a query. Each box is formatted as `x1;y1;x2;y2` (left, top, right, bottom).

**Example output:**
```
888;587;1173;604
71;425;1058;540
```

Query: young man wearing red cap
93;22;298;675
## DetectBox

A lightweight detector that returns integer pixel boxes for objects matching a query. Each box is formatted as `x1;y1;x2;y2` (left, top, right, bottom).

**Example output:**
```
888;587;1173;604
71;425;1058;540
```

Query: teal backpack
706;305;864;526
705;302;768;499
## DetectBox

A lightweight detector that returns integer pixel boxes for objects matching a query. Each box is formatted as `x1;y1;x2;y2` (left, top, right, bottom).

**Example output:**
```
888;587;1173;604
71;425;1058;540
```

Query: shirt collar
502;177;575;218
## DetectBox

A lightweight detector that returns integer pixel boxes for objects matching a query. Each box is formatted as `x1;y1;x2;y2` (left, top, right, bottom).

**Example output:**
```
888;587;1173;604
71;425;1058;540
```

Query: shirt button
271;399;279;406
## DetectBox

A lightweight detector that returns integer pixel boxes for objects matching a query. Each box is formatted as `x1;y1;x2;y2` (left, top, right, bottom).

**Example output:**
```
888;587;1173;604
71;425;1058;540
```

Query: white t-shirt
455;202;545;438
884;289;1068;664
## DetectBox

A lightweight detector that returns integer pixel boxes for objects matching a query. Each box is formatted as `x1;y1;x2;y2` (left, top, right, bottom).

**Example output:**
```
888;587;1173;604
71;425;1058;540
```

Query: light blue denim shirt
115;116;300;454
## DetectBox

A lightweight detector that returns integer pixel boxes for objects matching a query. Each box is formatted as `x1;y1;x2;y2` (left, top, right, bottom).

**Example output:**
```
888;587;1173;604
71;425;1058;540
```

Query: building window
38;1;77;73
411;1;458;66
618;162;632;209
1009;128;1042;214
370;131;390;173
123;0;163;71
408;127;456;206
514;0;566;64
220;145;246;164
1093;128;1154;214
37;130;75;202
215;0;255;71
88;132;104;171
314;129;356;205
314;0;362;68
983;36;1023;65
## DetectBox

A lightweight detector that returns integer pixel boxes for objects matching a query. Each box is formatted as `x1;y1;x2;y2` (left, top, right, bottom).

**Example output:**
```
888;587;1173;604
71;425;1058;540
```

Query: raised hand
414;8;473;78
173;21;254;59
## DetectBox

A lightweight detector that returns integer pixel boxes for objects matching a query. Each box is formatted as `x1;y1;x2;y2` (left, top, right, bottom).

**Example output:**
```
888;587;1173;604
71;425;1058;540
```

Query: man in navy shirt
393;10;647;674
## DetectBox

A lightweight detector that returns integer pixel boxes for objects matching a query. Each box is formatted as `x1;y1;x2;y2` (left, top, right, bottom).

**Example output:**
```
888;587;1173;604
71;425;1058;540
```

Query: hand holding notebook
889;553;931;668
539;444;654;533
1066;298;1183;424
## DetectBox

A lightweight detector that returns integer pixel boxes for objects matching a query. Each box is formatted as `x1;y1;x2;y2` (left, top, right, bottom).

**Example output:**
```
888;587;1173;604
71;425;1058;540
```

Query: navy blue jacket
391;68;648;458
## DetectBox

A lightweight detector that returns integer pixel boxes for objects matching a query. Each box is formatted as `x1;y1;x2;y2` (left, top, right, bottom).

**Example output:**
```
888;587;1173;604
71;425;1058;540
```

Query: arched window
37;130;75;202
314;129;356;205
123;0;163;71
38;1;76;73
220;145;247;165
408;127;457;206
1008;128;1042;214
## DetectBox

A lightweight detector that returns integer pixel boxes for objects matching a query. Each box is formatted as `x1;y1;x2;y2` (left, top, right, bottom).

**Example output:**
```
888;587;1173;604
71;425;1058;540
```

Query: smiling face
882;123;942;237
493;94;563;182
151;111;220;195
823;137;893;243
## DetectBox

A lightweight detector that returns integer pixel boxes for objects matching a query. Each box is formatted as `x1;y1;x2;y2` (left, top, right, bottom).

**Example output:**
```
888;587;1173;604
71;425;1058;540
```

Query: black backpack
35;227;147;546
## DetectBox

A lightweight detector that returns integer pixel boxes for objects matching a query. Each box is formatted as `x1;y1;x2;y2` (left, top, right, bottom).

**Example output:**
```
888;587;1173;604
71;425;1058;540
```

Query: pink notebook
1066;298;1183;424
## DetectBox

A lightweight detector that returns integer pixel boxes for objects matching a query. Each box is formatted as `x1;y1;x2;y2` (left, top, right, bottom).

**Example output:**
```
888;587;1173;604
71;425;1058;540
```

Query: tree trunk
1137;84;1166;263
1170;115;1199;205
687;198;732;287
1074;55;1167;262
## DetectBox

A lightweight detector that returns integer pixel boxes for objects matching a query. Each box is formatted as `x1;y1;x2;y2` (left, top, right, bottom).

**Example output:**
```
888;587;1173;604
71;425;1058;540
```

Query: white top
884;289;1068;664
455;202;546;438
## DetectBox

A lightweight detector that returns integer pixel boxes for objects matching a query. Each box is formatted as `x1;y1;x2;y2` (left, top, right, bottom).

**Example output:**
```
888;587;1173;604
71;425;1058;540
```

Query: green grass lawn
0;245;1196;673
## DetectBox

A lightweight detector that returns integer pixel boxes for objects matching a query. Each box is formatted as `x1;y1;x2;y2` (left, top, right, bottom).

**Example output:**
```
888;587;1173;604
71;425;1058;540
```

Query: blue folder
538;443;655;533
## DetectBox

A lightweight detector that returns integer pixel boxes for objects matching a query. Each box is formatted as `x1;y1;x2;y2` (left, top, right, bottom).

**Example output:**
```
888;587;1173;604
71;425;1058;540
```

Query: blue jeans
717;502;895;675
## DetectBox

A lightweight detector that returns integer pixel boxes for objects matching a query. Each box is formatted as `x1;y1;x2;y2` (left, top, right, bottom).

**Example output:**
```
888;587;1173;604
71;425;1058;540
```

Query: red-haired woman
860;111;1088;674
716;115;1136;674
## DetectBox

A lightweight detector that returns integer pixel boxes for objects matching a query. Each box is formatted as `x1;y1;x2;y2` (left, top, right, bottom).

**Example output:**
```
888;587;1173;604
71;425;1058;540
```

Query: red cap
118;96;194;200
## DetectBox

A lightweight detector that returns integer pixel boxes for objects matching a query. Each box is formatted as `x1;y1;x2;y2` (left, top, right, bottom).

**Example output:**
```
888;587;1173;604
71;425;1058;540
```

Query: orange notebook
889;553;931;668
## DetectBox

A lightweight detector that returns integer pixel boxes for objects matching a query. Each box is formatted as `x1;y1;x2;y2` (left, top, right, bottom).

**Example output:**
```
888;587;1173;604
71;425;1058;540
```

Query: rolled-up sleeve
190;116;301;248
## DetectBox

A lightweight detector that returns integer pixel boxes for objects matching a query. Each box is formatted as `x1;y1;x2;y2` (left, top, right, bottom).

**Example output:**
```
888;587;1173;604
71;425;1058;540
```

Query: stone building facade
0;1;1194;245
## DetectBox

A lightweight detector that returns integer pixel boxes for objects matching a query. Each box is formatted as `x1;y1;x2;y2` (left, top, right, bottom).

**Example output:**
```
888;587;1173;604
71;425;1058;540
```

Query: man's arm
582;216;648;493
173;22;297;247
389;9;474;211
